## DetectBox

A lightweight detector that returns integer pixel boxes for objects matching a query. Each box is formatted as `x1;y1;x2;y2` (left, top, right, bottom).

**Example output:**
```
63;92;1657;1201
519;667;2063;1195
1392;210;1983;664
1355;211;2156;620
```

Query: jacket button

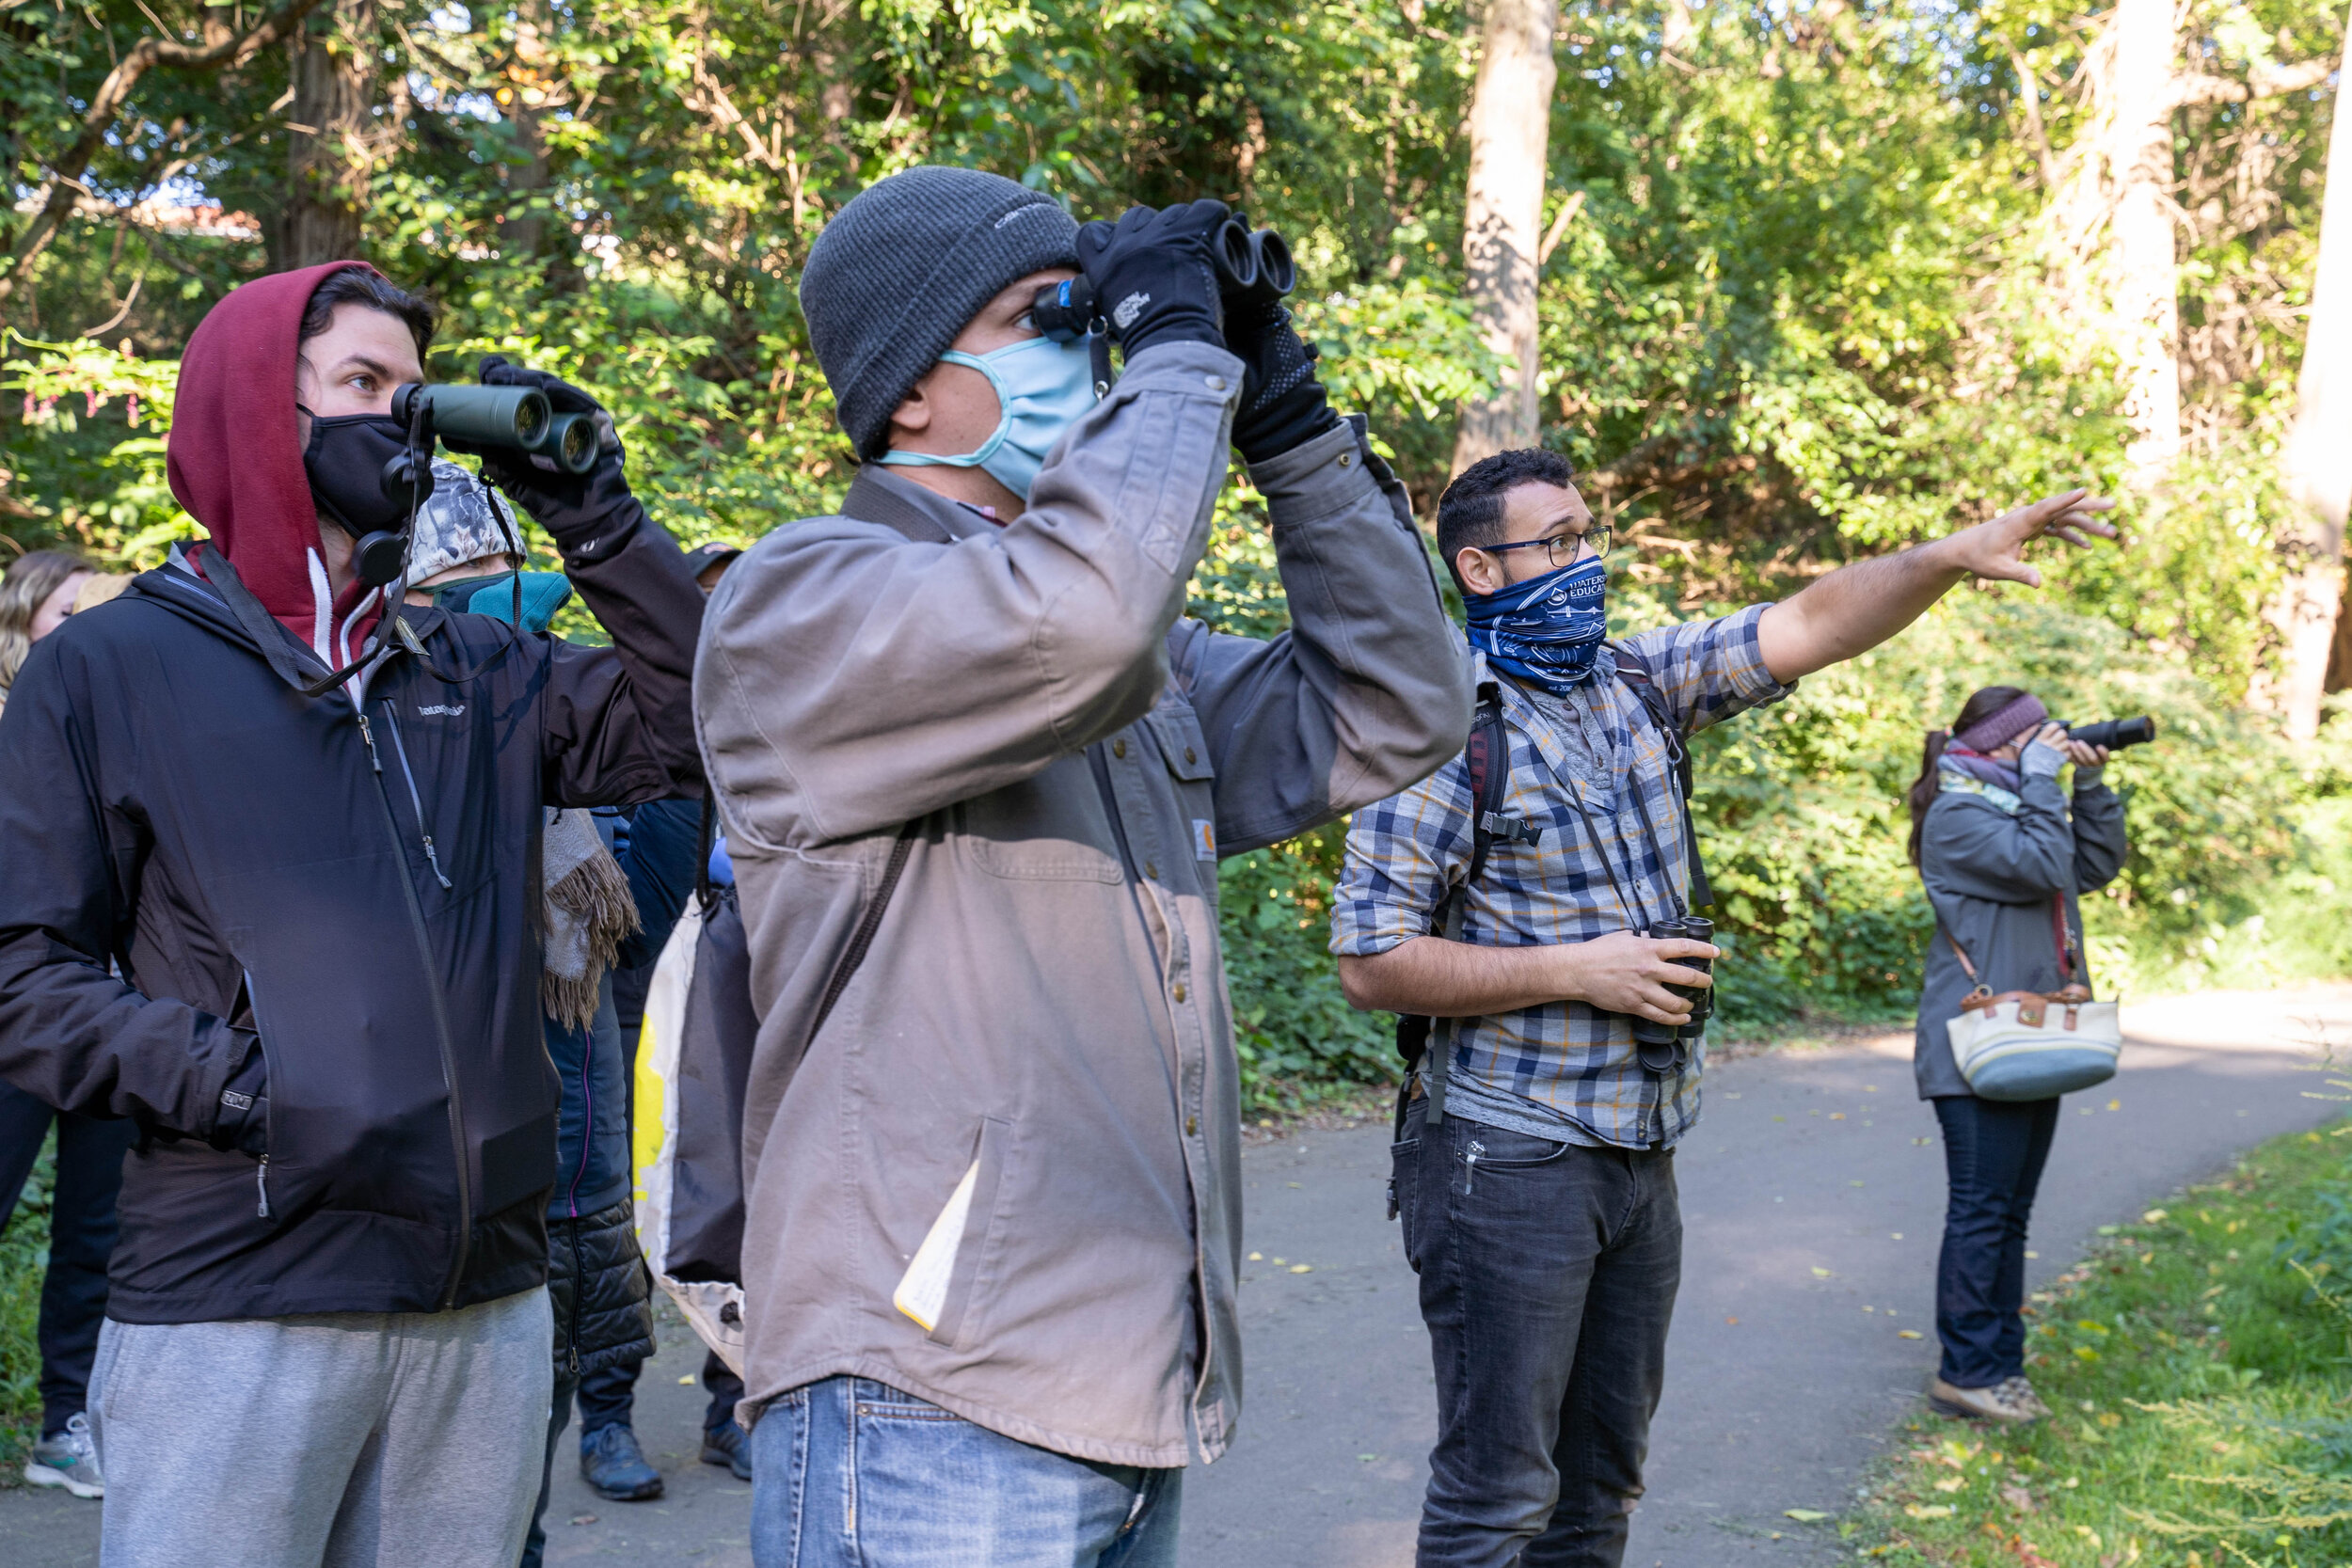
1172;980;1187;1002
1113;737;1128;760
1206;375;1227;392
1145;861;1159;880
1184;746;1198;765
1186;1115;1199;1135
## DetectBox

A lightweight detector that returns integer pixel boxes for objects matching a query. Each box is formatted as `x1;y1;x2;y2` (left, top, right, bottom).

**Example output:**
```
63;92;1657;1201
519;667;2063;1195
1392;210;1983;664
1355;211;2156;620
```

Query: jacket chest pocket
961;753;1125;883
1141;704;1220;898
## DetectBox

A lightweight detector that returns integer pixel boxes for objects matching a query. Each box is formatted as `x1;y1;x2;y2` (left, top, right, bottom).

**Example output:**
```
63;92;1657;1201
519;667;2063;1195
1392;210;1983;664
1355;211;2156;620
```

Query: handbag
1942;899;2122;1101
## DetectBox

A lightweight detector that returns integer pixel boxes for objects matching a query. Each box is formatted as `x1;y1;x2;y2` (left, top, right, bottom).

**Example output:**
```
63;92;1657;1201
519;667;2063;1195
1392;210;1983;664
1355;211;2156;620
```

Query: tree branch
2171;55;2334;109
1;0;328;301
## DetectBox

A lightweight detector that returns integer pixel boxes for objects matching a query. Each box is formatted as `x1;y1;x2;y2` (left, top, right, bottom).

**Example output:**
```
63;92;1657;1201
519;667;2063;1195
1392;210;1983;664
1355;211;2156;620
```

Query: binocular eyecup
1628;915;1714;1074
2055;715;2157;752
1034;217;1296;344
390;383;598;475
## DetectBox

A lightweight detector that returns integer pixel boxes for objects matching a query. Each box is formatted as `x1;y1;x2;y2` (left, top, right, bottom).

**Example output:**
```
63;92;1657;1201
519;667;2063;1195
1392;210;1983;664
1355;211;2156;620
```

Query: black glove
1075;200;1230;358
1226;299;1339;465
460;357;633;530
211;1030;269;1157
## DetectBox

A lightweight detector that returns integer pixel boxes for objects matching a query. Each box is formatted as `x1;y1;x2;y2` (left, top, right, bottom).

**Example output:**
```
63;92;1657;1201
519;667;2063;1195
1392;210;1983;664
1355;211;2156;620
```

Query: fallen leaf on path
1831;1113;1846;1120
570;1514;598;1526
1899;1329;1924;1338
1784;1509;1830;1522
1905;1504;1954;1519
1726;1316;1740;1324
1812;1266;1834;1277
1289;1263;1312;1274
2142;1209;2166;1224
1934;1476;1965;1493
2108;1099;2122;1111
1357;1453;1378;1463
1248;1252;1263;1260
678;1375;696;1385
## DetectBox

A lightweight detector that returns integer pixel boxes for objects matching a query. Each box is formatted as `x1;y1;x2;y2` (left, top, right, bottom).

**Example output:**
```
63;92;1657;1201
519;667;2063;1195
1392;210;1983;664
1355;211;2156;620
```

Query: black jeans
1395;1097;1681;1568
577;1346;742;1434
0;1081;136;1436
1933;1094;2059;1389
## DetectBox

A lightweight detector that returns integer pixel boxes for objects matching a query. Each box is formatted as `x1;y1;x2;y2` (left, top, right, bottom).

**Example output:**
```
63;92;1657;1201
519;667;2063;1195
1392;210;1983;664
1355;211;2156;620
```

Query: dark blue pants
1933;1094;2059;1389
577;1346;742;1434
1395;1097;1681;1568
0;1082;135;1436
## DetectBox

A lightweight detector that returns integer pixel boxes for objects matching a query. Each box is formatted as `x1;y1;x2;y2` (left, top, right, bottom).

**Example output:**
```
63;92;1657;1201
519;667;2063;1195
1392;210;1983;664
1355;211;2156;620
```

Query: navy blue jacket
0;514;704;1323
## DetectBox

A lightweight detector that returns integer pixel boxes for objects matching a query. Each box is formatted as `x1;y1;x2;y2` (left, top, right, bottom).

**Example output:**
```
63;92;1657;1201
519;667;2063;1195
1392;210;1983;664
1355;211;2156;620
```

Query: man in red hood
0;261;707;1566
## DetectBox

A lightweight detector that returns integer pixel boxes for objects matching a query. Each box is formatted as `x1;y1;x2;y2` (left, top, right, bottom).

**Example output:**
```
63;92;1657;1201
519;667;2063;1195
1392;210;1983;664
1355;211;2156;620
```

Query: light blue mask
878;334;1097;500
434;570;574;633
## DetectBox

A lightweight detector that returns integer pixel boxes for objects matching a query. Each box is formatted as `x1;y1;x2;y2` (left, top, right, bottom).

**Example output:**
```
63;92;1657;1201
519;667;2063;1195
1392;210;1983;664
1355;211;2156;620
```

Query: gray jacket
1913;768;2129;1098
693;341;1472;1465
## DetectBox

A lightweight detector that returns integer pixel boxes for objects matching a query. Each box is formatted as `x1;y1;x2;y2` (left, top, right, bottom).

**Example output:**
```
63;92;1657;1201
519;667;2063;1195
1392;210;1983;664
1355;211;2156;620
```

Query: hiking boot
24;1412;103;1498
1997;1376;2052;1418
580;1422;664;1501
1928;1376;2036;1422
701;1417;754;1482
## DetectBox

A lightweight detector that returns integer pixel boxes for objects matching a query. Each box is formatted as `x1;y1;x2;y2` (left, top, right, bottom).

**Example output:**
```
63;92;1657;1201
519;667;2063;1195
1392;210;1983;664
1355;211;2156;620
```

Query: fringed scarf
541;807;641;1033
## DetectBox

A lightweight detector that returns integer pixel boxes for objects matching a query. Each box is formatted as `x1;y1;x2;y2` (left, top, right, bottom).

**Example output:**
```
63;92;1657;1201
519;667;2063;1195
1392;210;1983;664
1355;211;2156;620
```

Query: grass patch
0;1132;56;1483
1838;1115;2352;1567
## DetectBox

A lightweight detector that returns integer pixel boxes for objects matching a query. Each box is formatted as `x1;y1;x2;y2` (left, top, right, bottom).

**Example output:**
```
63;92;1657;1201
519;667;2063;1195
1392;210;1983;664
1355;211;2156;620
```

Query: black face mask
301;409;435;587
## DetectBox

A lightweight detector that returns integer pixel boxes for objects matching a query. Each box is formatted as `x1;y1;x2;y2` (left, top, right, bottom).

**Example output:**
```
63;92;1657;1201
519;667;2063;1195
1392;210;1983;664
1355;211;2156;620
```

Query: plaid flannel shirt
1330;604;1793;1148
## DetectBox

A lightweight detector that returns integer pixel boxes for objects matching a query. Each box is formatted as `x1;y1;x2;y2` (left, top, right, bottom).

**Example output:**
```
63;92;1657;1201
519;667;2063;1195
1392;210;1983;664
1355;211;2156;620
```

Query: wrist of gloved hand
1077;200;1230;358
1228;302;1340;464
211;1030;269;1156
2020;739;2067;780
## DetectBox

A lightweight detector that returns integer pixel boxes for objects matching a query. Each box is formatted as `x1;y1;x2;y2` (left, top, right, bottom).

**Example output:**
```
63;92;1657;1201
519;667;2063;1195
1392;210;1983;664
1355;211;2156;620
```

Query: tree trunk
2273;35;2352;739
2107;0;2182;471
1450;0;1559;477
274;0;375;269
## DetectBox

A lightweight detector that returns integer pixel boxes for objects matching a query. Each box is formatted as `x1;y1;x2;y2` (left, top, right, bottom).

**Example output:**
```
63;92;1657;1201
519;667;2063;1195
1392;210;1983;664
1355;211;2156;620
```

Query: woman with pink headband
1901;687;2130;1422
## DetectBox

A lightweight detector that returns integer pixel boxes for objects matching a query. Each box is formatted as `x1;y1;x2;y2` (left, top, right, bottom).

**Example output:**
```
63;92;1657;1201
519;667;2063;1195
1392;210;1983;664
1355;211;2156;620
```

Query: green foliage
1852;1123;2352;1567
0;1135;56;1480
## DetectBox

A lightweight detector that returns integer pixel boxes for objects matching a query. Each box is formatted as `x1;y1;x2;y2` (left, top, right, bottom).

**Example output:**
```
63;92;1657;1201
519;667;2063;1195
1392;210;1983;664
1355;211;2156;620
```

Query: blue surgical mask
433;571;574;633
1463;554;1613;694
878;334;1098;500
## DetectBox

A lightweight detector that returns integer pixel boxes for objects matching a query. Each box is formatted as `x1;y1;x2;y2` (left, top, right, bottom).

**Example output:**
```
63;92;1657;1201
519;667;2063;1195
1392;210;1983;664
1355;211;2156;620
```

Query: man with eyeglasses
1329;446;2116;1568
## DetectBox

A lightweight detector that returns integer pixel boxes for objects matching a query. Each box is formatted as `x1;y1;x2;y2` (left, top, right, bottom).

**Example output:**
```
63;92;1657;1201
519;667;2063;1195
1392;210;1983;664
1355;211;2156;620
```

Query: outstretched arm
1756;489;2118;683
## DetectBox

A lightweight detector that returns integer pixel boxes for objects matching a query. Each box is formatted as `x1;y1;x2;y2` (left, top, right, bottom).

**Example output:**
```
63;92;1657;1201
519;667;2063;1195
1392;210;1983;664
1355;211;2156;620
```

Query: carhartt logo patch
418;704;465;718
1193;819;1216;861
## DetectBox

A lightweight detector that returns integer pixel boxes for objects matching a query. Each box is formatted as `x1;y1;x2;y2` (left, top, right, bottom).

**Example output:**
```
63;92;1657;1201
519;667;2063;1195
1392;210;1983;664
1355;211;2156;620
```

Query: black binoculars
1629;915;1714;1073
2057;715;2157;752
1033;216;1296;342
390;383;598;475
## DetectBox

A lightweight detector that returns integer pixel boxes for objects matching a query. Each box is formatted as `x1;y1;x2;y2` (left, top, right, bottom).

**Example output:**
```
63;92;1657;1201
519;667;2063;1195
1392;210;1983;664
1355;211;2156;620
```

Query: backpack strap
1610;643;1713;911
1392;677;1535;1135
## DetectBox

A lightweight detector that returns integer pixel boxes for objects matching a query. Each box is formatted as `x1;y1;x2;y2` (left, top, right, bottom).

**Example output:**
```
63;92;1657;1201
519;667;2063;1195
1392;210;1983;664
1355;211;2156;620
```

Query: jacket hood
167;261;388;661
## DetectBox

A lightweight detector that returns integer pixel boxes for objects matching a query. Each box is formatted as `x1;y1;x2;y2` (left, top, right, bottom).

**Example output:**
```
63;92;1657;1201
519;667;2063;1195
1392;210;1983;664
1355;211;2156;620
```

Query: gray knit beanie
800;166;1080;456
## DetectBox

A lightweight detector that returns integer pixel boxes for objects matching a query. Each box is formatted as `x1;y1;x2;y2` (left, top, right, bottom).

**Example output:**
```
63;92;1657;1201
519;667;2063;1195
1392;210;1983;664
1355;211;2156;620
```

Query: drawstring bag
1943;900;2122;1101
632;890;759;1375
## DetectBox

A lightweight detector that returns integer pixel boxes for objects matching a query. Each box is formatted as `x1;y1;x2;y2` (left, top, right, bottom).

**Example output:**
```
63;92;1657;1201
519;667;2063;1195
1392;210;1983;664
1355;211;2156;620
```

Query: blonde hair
0;549;98;696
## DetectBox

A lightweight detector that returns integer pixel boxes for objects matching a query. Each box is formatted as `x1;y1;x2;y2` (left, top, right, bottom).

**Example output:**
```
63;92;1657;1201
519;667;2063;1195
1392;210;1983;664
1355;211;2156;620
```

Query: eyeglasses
1483;524;1613;569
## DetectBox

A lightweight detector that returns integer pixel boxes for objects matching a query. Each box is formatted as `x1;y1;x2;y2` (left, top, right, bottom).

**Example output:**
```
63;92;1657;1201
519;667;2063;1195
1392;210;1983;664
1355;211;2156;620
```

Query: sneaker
701;1418;753;1482
1928;1375;2037;1422
580;1422;664;1501
1997;1375;2052;1418
24;1412;103;1498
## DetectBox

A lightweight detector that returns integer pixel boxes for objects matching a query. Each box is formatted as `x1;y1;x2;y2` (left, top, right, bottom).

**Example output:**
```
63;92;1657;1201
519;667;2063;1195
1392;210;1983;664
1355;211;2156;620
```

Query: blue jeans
750;1376;1181;1568
1394;1097;1681;1568
1933;1094;2060;1388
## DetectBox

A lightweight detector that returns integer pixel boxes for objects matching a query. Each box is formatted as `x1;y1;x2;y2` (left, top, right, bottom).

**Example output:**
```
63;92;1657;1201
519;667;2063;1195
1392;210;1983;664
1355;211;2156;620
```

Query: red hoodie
167;261;389;660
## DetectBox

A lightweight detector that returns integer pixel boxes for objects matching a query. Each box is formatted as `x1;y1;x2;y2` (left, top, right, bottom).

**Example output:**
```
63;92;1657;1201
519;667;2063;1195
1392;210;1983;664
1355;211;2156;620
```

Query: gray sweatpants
88;1288;553;1568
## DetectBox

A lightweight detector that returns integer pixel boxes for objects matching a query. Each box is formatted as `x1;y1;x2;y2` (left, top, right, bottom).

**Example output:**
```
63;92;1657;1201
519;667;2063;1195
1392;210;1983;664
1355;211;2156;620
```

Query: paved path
4;985;2345;1566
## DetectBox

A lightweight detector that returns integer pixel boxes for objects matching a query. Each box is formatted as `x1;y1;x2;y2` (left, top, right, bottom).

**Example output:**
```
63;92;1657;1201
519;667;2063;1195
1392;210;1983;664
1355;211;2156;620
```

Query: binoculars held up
390;383;598;475
1034;215;1296;343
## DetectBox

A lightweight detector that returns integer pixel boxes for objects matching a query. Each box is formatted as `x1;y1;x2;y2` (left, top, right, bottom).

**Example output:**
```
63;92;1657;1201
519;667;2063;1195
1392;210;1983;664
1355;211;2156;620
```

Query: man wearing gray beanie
693;164;1472;1565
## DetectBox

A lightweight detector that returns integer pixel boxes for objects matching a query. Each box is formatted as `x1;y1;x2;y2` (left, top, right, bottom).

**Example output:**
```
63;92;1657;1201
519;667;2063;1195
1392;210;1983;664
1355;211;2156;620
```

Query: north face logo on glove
1110;292;1152;332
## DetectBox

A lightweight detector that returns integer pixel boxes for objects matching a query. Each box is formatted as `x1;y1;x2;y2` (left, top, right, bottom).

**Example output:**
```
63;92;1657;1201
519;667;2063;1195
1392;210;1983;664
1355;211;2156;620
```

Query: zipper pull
420;835;453;890
1462;1137;1485;1196
256;1155;272;1219
356;712;384;774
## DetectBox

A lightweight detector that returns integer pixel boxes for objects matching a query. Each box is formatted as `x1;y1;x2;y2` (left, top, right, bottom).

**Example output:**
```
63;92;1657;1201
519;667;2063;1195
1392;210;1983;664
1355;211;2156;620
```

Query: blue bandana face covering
877;334;1098;500
434;570;573;633
1462;554;1611;694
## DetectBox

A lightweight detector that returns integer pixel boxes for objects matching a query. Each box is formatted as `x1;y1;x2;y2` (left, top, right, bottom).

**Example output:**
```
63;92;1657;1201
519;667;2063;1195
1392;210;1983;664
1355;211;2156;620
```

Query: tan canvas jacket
693;341;1472;1465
